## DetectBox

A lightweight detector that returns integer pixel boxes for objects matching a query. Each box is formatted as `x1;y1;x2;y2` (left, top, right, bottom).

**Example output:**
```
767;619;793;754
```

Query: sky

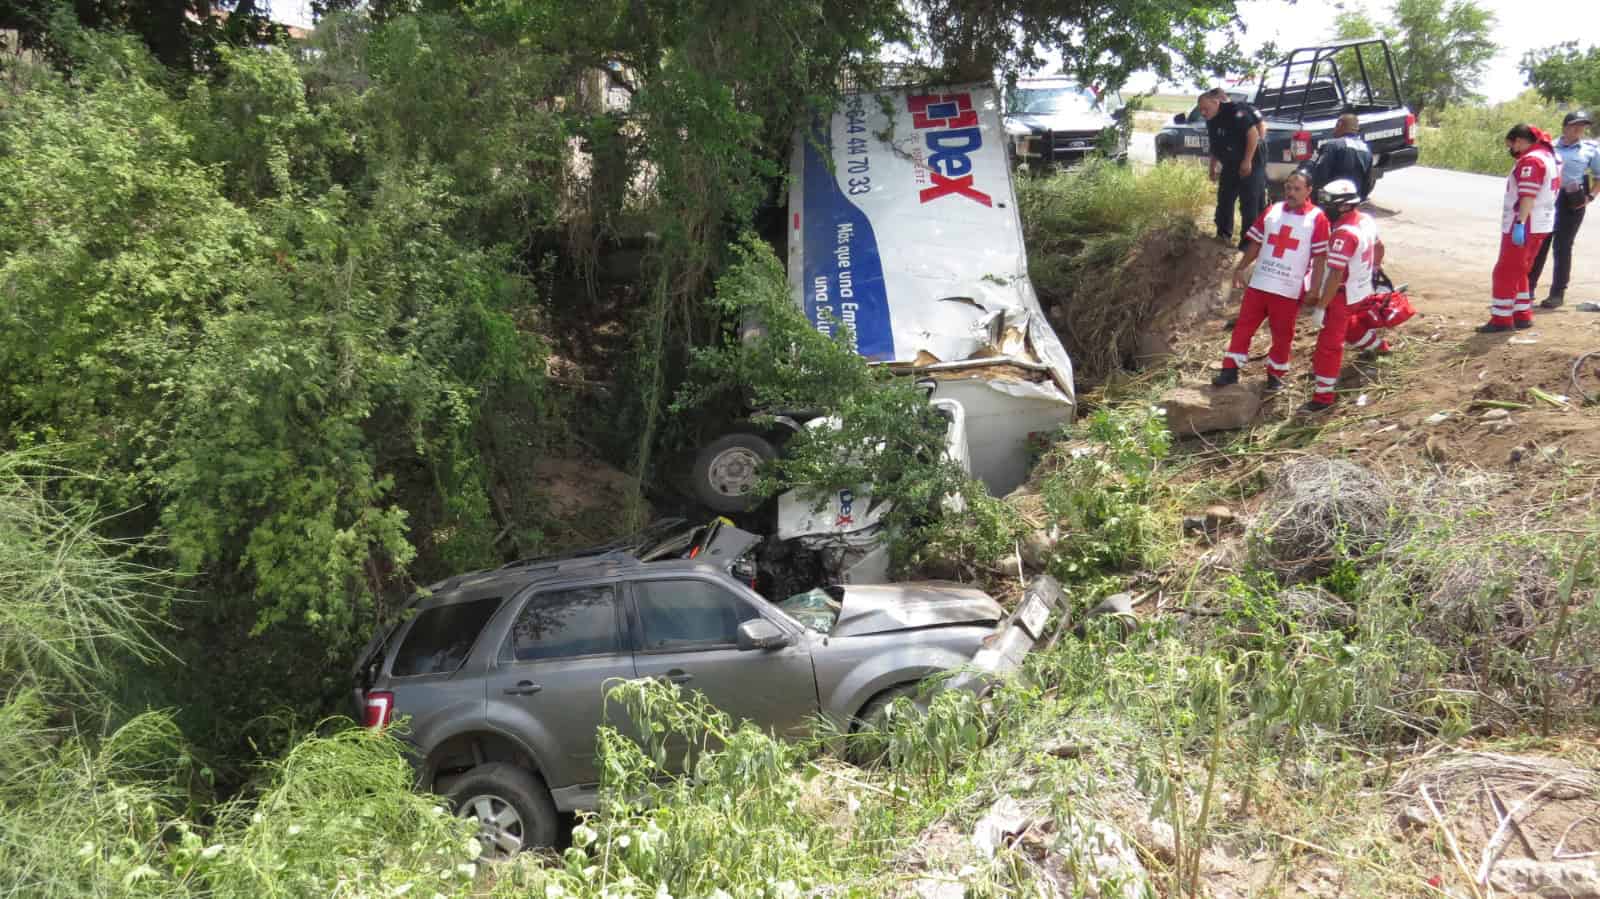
268;0;1572;104
1167;0;1579;103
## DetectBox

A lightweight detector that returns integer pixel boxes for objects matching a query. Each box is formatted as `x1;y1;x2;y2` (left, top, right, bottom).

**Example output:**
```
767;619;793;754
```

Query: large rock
1490;859;1600;898
1161;384;1263;435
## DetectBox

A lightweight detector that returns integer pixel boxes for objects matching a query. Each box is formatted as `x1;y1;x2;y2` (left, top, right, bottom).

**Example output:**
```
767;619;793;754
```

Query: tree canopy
1521;42;1600;111
1334;0;1497;120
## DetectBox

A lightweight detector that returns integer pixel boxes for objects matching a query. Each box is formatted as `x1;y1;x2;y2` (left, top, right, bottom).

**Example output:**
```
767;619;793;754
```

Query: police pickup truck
1155;39;1419;197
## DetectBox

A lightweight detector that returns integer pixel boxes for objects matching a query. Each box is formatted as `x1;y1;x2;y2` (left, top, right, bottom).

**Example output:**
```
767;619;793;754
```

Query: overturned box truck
786;84;1076;494
690;84;1076;586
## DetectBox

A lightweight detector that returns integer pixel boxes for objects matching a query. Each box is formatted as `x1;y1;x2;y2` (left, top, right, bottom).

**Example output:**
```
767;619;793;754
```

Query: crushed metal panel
830;581;1004;638
785;84;1076;494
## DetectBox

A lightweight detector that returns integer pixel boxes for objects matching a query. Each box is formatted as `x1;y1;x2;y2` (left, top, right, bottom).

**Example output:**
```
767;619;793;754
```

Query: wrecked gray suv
353;551;1032;858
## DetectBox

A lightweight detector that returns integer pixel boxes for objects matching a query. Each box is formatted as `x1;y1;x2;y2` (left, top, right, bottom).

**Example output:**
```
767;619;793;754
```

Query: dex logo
835;488;855;527
908;93;994;208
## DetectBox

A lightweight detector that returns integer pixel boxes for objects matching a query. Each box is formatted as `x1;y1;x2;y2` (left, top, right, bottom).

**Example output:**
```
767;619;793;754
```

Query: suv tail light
1291;130;1313;161
363;691;394;729
1404;112;1417;146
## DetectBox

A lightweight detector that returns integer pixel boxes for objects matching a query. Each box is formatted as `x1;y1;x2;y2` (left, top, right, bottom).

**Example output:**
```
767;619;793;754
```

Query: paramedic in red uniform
1302;178;1383;414
1480;123;1561;333
1213;170;1330;391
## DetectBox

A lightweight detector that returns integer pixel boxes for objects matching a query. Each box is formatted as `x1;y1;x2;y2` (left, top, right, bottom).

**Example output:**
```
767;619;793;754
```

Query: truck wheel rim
707;447;761;497
459;793;524;860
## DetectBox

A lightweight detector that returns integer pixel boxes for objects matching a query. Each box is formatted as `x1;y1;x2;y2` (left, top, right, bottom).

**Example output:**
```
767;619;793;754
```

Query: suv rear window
503;585;621;662
391;597;500;677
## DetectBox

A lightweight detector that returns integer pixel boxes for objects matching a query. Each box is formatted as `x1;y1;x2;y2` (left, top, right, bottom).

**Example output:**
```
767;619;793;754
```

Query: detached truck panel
786;84;1076;496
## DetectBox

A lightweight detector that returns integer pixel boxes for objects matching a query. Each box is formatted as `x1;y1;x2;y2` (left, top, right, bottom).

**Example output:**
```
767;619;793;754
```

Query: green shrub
1037;405;1175;581
1423;92;1565;176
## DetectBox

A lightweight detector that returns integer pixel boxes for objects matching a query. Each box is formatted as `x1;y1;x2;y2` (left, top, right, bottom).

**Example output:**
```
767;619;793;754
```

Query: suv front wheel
445;763;559;860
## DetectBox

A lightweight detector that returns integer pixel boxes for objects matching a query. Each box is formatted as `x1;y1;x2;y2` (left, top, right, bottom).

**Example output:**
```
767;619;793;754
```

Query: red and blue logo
834;488;855;527
908;93;994;208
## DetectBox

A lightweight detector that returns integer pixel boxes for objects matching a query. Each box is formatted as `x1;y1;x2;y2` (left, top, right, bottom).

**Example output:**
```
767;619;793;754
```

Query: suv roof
423;555;735;605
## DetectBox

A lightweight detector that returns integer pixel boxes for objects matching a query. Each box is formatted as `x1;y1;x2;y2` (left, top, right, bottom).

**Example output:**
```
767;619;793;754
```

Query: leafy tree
1521;42;1600;110
881;0;1250;90
0;0;283;71
1333;0;1496;120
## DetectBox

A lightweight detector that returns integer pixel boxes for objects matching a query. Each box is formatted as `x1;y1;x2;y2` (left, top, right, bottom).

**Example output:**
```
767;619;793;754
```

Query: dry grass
1245;456;1402;583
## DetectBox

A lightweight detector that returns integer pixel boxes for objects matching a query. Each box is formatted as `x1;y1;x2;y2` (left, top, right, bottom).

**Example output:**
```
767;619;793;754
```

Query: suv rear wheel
445;763;558;860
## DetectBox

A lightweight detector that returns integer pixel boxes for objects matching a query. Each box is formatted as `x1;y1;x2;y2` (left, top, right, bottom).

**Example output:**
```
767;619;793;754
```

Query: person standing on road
1199;87;1267;249
1529;110;1600;308
1480;123;1561;333
1301;179;1383;414
1213;170;1330;391
1312;114;1374;200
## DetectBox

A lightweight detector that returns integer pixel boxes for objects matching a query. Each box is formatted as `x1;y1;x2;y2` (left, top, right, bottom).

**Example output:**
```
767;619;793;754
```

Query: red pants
1345;318;1388;354
1345;290;1415;354
1490;231;1548;325
1223;287;1298;376
1310;290;1350;403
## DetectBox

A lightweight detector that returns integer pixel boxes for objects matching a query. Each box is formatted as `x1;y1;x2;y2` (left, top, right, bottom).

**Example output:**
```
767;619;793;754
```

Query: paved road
1372;165;1599;304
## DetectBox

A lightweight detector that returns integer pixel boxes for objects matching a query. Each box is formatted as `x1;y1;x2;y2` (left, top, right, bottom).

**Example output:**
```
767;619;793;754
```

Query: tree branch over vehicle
912;0;1250;89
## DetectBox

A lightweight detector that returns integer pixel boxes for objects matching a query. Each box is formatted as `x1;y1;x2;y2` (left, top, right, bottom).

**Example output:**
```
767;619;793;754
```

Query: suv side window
632;579;759;651
501;584;621;663
391;597;501;677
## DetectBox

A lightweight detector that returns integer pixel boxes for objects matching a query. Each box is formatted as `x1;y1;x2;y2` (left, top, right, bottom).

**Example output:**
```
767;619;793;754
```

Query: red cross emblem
1265;224;1301;258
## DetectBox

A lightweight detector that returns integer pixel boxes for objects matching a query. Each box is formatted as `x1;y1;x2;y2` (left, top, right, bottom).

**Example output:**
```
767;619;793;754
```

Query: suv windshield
1012;86;1099;115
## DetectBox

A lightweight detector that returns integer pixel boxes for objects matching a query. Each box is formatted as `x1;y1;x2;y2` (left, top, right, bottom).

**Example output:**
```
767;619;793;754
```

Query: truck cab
1253;39;1420;194
1155;39;1420;197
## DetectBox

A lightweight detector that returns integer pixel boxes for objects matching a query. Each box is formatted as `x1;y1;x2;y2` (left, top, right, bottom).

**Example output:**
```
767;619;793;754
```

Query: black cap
1564;109;1593;127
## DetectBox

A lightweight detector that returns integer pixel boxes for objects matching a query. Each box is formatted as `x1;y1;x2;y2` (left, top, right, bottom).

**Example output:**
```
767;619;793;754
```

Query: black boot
1265;373;1285;392
1212;367;1239;387
1540;291;1564;309
1514;318;1534;329
1476;321;1513;334
1300;397;1336;415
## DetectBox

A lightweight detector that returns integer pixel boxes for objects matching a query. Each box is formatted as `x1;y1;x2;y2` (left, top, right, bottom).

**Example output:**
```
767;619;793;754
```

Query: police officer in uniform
1198;87;1268;249
1312;114;1375;200
1530;110;1600;308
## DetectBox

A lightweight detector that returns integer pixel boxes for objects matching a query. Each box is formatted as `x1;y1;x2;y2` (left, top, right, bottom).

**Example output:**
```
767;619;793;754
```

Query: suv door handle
662;670;693;684
503;681;542;696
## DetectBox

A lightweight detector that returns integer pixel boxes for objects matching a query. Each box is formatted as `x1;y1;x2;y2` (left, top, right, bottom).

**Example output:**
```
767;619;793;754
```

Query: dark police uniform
1312;134;1374;199
1208;101;1268;247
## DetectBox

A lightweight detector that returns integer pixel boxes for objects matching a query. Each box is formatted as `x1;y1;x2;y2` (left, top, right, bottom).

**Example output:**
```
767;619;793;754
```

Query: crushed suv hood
831;582;1003;638
1006;111;1113;134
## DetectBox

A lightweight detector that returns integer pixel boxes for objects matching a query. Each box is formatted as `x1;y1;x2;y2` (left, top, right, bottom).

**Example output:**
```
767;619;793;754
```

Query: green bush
1423;92;1565;176
1037;405;1175;581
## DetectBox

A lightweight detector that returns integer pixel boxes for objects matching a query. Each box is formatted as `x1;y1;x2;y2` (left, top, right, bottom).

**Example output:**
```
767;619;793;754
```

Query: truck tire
691;432;777;514
446;763;559;860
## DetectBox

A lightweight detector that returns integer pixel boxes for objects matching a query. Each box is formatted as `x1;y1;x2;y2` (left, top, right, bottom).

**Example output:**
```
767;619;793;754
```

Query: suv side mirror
737;619;790;651
1173;112;1187;125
